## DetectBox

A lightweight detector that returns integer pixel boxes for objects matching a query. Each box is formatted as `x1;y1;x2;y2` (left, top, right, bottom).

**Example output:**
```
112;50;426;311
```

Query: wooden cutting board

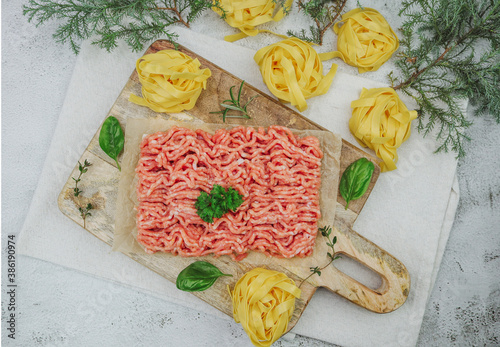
58;40;410;334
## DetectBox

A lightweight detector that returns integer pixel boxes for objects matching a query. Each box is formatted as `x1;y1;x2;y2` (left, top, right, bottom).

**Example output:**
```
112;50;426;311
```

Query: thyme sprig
78;203;94;228
72;160;93;228
72;159;92;197
299;225;340;288
210;81;259;122
390;0;500;157
288;0;347;45
23;0;226;54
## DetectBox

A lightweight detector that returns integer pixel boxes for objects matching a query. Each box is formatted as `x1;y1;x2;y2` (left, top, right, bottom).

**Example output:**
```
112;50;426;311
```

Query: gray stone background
2;0;499;345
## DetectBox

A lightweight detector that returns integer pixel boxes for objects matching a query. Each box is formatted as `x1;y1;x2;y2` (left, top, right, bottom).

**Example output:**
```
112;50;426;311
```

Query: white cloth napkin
18;27;460;346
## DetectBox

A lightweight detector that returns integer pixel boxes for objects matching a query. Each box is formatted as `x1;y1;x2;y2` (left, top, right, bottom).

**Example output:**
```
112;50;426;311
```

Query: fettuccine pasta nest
129;50;211;113
333;8;399;73
350;87;418;172
213;0;292;42
230;268;301;347
254;37;338;112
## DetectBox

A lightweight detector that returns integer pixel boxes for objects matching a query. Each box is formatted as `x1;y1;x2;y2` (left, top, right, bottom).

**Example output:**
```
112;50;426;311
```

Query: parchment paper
113;117;341;279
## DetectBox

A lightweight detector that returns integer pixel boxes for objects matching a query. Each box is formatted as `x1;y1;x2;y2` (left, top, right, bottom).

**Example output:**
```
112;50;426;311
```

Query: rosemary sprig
72;160;93;228
210;81;259;122
299;225;340;288
288;0;347;45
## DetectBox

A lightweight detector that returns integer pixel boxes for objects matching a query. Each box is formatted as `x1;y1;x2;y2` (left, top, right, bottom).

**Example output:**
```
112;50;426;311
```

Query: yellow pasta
254;37;338;112
213;0;292;42
350;87;418;172
129;50;211;113
229;268;301;347
328;8;399;73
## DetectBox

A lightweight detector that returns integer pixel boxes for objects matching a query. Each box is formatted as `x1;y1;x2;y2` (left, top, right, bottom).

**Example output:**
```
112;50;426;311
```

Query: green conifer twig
390;0;499;157
288;0;347;45
23;0;226;54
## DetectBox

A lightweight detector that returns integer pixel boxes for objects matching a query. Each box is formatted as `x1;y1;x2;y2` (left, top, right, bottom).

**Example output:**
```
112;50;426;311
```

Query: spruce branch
273;0;292;16
288;0;347;45
23;0;225;54
391;0;500;157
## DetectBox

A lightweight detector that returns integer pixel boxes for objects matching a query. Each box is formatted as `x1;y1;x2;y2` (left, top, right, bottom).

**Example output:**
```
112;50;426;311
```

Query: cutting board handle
316;225;411;313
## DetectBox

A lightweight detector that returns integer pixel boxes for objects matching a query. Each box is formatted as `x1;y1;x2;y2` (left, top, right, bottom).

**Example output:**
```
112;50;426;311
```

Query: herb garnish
210;81;259;122
72;160;93;228
78;203;94;228
195;185;244;223
99;116;125;171
299;225;340;288
176;261;232;292
73;159;91;197
339;158;374;210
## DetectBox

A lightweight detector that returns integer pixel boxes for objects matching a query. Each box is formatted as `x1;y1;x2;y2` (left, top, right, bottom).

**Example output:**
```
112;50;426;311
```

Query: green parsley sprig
195;185;244;223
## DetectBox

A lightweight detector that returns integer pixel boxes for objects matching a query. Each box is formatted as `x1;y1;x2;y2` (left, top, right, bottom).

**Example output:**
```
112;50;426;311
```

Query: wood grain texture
58;40;409;333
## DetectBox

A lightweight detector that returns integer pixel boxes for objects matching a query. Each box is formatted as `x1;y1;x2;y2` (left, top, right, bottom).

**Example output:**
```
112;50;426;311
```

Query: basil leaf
99;116;124;171
176;261;232;292
340;158;375;210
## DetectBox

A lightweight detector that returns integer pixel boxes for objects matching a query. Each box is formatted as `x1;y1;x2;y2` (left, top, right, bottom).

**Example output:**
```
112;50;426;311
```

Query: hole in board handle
333;252;386;293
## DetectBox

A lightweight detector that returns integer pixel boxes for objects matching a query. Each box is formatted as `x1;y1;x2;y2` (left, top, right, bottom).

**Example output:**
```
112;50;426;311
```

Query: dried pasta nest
254;38;337;112
229;268;301;347
213;0;292;42
350;87;418;171
129;49;211;113
334;8;399;73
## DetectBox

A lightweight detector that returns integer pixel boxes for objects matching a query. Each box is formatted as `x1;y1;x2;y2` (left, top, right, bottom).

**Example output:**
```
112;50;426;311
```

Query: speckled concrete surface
417;114;500;346
2;0;499;346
